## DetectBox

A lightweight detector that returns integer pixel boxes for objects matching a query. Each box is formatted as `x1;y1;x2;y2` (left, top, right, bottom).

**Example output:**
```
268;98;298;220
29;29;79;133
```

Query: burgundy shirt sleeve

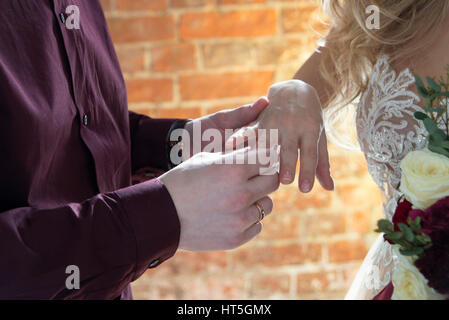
129;111;180;172
0;179;180;299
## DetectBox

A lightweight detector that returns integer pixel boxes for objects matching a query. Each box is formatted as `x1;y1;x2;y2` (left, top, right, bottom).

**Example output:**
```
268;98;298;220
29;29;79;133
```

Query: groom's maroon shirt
0;0;181;299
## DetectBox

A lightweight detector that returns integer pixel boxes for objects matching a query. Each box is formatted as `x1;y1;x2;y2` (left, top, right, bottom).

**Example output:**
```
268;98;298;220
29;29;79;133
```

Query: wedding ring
255;201;265;222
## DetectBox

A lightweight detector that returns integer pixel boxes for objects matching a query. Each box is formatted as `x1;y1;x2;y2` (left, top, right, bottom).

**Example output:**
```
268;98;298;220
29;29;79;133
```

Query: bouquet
373;73;449;300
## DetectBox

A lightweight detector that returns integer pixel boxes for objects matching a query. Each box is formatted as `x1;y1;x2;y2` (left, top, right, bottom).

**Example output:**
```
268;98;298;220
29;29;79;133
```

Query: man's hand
159;148;280;251
227;80;334;193
182;97;270;157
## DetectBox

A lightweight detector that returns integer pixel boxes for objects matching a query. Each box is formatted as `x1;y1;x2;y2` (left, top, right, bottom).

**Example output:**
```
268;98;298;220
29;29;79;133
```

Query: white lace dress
344;55;429;299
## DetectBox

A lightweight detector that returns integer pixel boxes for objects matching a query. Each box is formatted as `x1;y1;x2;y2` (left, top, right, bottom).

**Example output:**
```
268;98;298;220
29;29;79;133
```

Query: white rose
400;148;449;210
392;247;446;300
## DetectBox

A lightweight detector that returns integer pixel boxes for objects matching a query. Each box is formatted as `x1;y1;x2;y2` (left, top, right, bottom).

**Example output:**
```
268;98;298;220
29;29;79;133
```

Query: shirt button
83;114;88;126
149;259;160;268
59;13;66;24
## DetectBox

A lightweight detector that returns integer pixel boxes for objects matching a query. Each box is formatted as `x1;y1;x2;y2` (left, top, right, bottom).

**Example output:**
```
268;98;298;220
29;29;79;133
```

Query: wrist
166;119;192;170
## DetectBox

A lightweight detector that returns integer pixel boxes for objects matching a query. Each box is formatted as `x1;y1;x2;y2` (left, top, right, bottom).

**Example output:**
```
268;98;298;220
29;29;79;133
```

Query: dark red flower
384;200;417;244
392;199;413;230
414;196;449;294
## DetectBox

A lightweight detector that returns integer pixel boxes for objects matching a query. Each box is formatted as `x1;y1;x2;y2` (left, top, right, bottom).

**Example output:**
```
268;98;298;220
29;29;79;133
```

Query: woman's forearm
292;49;332;109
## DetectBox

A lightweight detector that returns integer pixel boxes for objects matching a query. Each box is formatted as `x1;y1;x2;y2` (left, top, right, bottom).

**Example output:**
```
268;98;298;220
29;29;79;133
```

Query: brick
108;16;175;43
180;10;277;40
219;0;265;4
128;108;153;117
151;43;196;72
201;42;252;69
297;269;349;295
156;107;202;119
259;213;301;240
297;272;330;295
140;274;246;299
233;243;322;268
99;0;115;12
254;39;304;66
281;6;327;34
126;78;173;103
337;183;382;208
116;46;146;74
294;184;333;210
172;0;215;8
116;0;168;11
329;149;368;180
249;273;290;298
345;210;372;233
179;71;273;100
328;240;368;263
303;213;346;237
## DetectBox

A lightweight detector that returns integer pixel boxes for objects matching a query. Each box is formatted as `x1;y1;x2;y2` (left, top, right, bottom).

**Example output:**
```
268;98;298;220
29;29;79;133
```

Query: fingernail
281;171;294;184
301;180;312;193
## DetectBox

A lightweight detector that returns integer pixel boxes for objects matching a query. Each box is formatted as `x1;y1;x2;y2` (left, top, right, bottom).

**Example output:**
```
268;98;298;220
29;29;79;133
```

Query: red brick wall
101;0;383;299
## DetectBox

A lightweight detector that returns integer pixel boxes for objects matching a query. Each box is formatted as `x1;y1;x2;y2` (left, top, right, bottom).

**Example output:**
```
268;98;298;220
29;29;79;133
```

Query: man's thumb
228;97;269;129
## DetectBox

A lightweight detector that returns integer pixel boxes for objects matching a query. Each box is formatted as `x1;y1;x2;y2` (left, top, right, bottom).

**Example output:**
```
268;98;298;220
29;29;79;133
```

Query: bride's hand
227;80;334;193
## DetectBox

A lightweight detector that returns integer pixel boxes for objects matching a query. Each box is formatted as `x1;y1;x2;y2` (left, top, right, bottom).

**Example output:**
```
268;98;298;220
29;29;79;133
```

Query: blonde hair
320;0;449;110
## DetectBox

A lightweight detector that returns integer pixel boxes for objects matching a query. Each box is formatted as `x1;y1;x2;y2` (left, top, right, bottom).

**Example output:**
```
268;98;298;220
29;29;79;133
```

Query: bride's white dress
343;55;429;299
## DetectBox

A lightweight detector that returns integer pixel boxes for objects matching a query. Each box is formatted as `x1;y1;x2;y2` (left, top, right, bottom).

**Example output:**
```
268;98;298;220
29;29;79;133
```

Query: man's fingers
298;133;319;193
225;125;257;150
316;131;334;191
240;196;273;229
222;97;269;130
224;147;277;179
279;139;299;185
240;221;263;245
247;174;280;203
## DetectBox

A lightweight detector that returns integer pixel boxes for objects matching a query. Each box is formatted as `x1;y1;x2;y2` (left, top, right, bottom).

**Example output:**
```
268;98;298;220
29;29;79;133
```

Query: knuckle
230;189;252;209
266;198;274;213
227;233;243;249
281;144;298;157
269;175;280;191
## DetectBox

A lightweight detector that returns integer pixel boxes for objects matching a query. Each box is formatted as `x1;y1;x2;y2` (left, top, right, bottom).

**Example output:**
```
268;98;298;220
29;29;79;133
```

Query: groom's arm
128;111;182;172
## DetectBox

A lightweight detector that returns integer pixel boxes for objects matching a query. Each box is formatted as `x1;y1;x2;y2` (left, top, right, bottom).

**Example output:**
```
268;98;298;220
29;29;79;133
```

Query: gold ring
255;201;265;222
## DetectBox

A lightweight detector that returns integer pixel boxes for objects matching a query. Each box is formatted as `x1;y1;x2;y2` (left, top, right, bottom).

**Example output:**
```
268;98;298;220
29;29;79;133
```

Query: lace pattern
350;55;429;298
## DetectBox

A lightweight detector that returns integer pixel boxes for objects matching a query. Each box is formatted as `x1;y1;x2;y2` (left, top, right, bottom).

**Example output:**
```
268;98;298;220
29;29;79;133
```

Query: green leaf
377;219;394;232
427;77;441;93
424;118;440;134
440;140;449;149
414;112;429;120
429;144;449;157
431;92;449;99
398;223;415;242
416;234;432;245
400;247;424;257
415;75;429;97
425;107;445;113
386;231;403;242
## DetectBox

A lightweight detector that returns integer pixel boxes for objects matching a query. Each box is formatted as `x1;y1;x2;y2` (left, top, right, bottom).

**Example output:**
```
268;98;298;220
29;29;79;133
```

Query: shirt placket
50;0;108;190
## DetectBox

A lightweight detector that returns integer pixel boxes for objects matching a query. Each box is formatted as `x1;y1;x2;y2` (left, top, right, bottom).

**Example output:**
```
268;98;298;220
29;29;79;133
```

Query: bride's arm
292;49;332;109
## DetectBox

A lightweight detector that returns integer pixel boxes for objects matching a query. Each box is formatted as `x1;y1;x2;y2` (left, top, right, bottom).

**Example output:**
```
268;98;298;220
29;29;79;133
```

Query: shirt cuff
114;178;180;280
129;111;180;171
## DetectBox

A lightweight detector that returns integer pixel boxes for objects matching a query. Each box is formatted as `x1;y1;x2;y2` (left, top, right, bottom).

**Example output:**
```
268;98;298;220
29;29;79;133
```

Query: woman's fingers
316;130;334;191
279;137;299;185
298;132;320;193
